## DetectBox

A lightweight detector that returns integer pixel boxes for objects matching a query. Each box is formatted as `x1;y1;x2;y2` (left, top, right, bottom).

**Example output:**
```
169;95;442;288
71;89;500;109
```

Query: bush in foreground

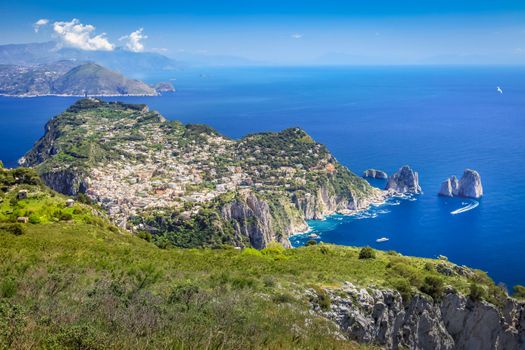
359;247;375;259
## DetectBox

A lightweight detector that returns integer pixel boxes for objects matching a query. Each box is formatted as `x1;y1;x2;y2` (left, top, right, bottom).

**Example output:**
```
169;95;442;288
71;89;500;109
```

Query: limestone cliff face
221;190;307;249
40;169;88;196
312;282;525;350
293;183;384;220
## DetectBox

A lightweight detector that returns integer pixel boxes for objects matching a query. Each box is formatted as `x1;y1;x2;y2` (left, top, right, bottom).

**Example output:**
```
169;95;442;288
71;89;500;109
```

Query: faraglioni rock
385;165;422;194
362;168;388;179
438;176;459;197
439;169;483;199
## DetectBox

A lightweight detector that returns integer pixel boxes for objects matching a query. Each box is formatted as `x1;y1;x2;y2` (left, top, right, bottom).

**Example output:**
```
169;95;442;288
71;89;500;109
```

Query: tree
359;247;375;259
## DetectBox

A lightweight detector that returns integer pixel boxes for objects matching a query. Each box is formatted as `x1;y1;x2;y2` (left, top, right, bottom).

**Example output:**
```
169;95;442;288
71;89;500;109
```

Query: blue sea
1;66;524;288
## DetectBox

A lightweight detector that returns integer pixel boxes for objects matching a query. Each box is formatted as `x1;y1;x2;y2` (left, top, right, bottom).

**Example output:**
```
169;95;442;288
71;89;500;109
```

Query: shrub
0;301;26;348
468;283;486;302
137;231;152;242
319;245;330;255
272;292;295;304
513;285;525;299
359;247;375;259
305;239;317;246
419;276;444;301
424;262;434;271
485;284;508;308
28;214;41;224
59;212;73;221
0;278;17;298
169;282;201;310
313;287;331;311
0;224;26;236
76;193;92;205
392;278;413;304
261;242;286;255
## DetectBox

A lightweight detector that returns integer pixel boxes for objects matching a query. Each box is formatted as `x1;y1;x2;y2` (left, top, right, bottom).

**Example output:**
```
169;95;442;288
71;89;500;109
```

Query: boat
308;233;319;239
376;237;389;243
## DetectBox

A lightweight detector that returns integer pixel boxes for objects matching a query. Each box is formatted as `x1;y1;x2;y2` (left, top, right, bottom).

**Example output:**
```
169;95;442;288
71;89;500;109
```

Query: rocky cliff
439;170;483;199
21;99;382;248
363;168;388;179
385;165;422;194
312;282;525;350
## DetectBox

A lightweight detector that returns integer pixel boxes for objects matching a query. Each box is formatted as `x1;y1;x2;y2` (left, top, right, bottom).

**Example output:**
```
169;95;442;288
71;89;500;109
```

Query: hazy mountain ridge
0;62;160;96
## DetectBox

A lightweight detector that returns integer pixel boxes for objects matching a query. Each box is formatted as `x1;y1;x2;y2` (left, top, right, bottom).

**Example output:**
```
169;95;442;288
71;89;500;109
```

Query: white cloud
33;18;49;33
119;28;147;52
53;19;114;51
291;33;303;39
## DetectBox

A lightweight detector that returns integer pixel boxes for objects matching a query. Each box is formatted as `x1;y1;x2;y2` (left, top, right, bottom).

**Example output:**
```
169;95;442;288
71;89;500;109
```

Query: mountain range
0;62;174;96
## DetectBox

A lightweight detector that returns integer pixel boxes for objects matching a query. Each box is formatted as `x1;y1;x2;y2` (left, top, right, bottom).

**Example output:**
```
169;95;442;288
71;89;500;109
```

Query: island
20;98;384;248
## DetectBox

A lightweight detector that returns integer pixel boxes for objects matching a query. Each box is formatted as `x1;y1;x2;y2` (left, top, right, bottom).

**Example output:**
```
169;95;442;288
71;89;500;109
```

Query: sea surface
1;66;524;288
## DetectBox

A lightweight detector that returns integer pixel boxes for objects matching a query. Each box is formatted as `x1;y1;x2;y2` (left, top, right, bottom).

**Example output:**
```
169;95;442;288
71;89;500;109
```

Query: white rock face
385;165;422;194
438;176;459;197
363;169;388;179
312;282;525;350
438;170;482;199
458;169;483;198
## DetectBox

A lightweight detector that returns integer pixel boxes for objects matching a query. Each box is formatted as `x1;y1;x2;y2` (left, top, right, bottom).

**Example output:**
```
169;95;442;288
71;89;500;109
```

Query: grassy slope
0;168;512;349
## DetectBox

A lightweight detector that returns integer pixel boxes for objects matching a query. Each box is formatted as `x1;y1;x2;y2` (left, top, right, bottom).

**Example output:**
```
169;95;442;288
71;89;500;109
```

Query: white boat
376;237;389;243
308;233;319;239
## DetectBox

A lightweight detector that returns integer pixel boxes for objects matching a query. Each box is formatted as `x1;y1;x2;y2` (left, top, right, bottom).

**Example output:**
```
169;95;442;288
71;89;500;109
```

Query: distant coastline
0;93;160;98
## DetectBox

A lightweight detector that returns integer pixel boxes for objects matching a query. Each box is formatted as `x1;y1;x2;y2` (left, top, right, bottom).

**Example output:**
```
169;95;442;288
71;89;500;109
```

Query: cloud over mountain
52;19;114;51
119;28;147;52
33;19;49;33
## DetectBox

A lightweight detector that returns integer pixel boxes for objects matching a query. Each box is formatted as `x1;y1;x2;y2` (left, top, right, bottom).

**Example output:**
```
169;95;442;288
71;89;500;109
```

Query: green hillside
0;166;509;349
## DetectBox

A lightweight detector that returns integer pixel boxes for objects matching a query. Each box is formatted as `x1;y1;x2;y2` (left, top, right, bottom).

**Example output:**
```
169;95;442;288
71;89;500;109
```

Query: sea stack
438;176;459;197
438;169;483;199
362;169;388;179
385;165;422;194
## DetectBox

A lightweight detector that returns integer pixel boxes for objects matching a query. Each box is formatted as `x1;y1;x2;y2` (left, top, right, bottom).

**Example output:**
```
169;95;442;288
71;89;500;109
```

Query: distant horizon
1;0;524;66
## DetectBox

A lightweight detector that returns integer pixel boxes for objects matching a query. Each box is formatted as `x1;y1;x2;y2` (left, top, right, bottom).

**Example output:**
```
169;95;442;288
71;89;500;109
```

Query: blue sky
1;0;525;64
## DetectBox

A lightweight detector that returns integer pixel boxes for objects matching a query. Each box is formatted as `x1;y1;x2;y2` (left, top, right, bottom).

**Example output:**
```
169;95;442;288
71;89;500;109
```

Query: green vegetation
358;246;376;259
468;283;486;302
513;285;525;299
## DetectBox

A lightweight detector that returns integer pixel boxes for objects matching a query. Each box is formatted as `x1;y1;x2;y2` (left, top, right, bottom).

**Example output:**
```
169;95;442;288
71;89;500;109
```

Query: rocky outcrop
363;169;388;179
153;81;175;93
439;170;483;199
385;165;422;194
40;169;88;196
221;190;307;249
312;282;525;350
293;183;385;220
439;176;459;197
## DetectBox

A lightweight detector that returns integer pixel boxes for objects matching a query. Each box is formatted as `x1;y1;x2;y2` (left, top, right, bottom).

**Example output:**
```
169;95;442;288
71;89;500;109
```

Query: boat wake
450;200;479;215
